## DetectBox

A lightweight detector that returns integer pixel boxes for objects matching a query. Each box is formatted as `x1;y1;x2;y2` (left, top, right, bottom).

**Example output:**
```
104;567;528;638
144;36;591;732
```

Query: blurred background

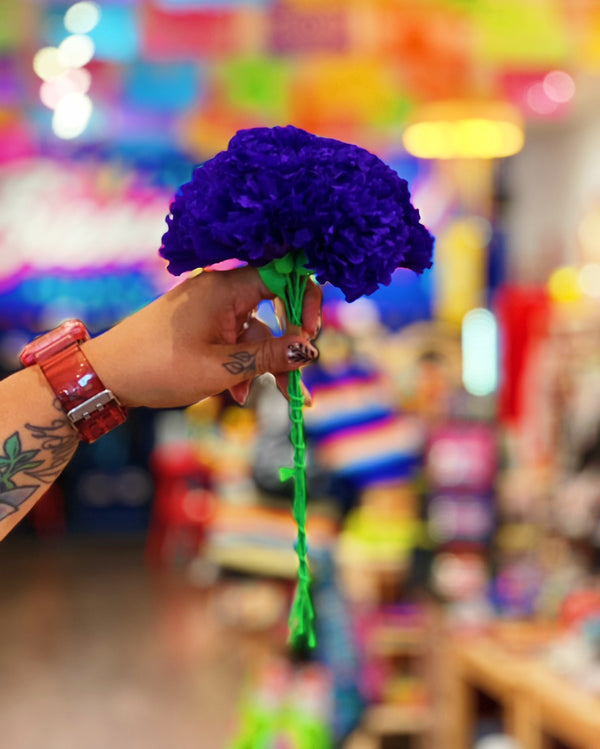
3;1;600;747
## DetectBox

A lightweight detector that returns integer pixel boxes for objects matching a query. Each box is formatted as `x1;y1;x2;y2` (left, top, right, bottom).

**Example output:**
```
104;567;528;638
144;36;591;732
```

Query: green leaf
4;433;21;460
20;461;44;472
0;456;12;466
273;254;295;274
13;451;41;468
279;466;295;482
259;262;288;300
15;449;39;461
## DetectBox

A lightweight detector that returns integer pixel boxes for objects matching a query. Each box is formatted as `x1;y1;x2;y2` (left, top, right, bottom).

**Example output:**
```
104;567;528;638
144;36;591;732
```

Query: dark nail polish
288;342;319;364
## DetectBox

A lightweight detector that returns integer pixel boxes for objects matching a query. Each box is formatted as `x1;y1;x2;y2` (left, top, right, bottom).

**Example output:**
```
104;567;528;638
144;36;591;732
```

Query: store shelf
343;729;379;749
205;542;298;579
363;703;434;735
367;625;429;656
447;630;600;749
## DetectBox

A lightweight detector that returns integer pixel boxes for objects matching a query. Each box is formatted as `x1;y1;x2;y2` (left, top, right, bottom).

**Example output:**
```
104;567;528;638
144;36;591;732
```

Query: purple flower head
160;125;434;302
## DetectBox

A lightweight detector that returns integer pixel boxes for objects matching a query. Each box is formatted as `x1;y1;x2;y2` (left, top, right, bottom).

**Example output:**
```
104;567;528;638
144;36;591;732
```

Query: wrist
81;326;146;409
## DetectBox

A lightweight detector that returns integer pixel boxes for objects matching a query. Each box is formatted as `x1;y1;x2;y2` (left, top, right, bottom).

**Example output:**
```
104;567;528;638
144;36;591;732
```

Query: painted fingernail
288;341;319;364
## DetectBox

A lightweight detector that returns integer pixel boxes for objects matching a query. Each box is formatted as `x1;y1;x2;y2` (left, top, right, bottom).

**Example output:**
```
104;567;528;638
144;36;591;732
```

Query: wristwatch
20;319;127;443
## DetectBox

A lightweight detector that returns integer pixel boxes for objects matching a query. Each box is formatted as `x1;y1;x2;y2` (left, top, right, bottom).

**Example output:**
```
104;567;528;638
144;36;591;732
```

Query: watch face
20;319;89;366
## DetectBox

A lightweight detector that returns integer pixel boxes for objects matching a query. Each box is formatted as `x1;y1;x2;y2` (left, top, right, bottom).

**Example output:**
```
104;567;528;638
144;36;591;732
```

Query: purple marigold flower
160;125;434;302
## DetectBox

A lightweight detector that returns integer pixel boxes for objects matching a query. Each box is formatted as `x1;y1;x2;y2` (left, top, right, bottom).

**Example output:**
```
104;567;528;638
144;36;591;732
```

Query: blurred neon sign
0;159;171;280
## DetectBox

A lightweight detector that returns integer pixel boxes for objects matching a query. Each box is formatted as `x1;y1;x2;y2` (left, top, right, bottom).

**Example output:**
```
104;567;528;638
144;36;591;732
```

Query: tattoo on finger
222;351;257;376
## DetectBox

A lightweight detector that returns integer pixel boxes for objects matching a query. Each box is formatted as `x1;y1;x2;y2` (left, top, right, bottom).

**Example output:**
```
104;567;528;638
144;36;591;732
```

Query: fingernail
301;382;313;407
288;341;319;364
312;311;322;340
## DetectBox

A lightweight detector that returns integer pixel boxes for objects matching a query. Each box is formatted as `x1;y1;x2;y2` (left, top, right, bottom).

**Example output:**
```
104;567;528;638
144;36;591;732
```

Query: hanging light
402;99;524;160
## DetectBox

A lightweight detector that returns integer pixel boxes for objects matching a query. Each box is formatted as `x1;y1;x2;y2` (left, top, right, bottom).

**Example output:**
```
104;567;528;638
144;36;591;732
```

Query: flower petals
160;125;434;301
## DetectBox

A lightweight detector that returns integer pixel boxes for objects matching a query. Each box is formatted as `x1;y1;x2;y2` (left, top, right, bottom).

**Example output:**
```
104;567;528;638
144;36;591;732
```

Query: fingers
274;372;314;407
222;266;322;340
271;279;322;341
229;379;252;406
219;334;318;403
226;316;318;406
230;366;314;408
227;316;267;406
302;279;322;339
213;267;321;406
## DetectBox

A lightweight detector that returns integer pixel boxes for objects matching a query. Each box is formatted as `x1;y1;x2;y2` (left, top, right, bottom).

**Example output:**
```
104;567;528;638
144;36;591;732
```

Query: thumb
217;335;319;390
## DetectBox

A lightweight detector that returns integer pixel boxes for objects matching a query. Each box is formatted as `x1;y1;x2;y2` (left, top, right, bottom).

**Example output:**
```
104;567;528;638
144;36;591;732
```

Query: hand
83;266;322;409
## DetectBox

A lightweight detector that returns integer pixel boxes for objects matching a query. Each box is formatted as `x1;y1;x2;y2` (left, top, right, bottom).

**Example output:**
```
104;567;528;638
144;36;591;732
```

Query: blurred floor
0;537;248;749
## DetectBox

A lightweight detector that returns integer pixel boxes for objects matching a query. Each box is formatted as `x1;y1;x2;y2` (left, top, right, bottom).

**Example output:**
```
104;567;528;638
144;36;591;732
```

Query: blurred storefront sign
0;158;170;280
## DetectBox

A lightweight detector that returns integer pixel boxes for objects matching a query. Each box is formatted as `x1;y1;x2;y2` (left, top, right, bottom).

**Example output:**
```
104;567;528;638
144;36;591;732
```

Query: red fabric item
560;590;600;630
146;443;217;566
31;485;66;537
495;285;551;426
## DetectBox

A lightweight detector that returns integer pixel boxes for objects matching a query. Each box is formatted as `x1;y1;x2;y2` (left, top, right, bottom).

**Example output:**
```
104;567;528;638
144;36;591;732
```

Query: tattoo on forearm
222;350;257;376
25;419;78;482
0;408;77;522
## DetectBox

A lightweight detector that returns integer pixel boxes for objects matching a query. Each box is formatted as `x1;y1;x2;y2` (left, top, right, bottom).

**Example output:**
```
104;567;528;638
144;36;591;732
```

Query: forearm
0;268;319;541
0;366;79;540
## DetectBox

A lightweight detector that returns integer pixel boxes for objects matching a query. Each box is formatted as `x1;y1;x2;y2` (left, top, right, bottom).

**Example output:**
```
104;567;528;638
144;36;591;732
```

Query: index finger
302;278;322;339
232;266;322;339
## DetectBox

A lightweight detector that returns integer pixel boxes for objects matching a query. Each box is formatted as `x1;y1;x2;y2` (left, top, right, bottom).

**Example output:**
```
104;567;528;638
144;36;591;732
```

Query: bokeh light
58;34;95;68
33;46;68;81
578;263;600;298
51;92;93;139
527;81;558;115
462;308;498;397
64;1;101;35
39;68;92;110
543;70;575;103
403;100;524;160
548;265;582;302
403;119;524;159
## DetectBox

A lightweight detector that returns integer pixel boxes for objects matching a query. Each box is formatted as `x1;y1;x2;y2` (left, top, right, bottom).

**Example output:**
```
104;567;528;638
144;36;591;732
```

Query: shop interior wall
505;100;600;283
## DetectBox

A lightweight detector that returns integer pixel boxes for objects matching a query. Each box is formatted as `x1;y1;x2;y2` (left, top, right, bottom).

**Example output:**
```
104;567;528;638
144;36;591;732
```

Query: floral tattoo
0;405;78;522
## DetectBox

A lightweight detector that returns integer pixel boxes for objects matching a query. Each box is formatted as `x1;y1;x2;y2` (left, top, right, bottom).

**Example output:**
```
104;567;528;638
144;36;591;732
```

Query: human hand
83;266;322;409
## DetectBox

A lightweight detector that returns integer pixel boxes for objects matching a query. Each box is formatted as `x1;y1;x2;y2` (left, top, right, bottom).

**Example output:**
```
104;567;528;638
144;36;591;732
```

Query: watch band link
39;344;127;443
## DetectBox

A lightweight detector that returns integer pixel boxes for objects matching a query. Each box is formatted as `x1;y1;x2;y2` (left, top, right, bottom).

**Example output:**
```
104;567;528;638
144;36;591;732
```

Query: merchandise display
229;658;334;749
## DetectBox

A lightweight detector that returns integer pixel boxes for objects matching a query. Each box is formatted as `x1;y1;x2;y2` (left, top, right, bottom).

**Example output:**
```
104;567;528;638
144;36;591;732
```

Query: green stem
259;256;316;650
287;366;315;649
284;270;316;650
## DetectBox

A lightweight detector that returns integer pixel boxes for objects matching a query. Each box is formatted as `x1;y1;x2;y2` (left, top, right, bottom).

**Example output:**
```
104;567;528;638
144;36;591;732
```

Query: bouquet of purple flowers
160;125;434;649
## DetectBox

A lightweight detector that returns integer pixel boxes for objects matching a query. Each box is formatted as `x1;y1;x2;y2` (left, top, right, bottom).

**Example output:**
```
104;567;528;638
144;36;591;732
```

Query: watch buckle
67;389;118;424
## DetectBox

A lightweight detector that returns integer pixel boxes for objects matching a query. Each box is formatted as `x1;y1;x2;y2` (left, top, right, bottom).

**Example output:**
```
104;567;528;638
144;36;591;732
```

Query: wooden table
448;629;600;749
